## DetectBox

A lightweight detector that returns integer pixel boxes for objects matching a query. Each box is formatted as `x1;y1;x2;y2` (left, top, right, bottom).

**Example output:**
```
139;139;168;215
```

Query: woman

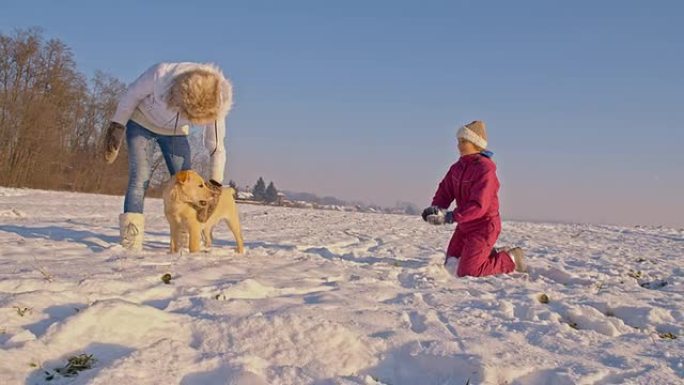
104;62;233;250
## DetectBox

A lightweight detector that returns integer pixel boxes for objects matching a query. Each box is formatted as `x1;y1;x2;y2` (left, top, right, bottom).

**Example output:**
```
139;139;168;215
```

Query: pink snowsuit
431;153;515;277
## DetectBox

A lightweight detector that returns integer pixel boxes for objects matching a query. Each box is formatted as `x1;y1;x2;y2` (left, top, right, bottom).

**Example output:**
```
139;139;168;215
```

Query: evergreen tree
252;177;266;201
265;182;279;203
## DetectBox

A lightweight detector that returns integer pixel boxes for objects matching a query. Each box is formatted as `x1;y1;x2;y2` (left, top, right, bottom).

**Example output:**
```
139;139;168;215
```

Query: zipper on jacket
210;121;218;156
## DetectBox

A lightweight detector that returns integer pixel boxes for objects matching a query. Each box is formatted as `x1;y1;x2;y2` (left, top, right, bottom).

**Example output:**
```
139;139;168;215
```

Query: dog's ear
176;171;191;184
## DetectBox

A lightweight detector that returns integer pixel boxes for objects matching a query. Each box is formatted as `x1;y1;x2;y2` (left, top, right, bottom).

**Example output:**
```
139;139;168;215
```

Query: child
422;120;526;277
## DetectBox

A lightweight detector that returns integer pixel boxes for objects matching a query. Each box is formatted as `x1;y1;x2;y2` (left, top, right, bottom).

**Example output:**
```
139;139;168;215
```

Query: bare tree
0;28;126;194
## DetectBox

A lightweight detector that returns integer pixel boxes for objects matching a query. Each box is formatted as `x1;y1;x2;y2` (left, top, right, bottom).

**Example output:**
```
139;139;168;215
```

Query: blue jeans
124;120;191;213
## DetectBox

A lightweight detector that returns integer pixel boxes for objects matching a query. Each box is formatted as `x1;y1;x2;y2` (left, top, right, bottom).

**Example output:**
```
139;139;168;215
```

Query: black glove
209;179;222;188
421;206;440;221
207;179;223;195
104;121;125;164
427;210;454;225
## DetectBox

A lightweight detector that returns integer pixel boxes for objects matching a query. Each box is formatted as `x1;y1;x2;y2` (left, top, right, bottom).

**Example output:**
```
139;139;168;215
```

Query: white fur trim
457;126;488;149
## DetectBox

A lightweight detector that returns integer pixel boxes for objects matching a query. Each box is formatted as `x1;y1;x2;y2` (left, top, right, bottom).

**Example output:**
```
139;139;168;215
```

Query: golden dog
163;170;244;254
163;170;213;253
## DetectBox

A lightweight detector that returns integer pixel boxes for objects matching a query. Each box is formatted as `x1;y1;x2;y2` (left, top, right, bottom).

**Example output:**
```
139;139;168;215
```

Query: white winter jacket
111;62;232;182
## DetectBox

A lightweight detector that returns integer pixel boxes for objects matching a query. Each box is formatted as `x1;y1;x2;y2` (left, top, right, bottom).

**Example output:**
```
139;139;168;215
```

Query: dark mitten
421;206;440;222
208;179;223;195
104;122;126;164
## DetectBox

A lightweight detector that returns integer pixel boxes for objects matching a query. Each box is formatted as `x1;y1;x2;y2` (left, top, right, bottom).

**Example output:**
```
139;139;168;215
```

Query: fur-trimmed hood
165;63;233;124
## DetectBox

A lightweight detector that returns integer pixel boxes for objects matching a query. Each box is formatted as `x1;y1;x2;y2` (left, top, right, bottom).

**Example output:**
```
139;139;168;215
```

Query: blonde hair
167;70;221;124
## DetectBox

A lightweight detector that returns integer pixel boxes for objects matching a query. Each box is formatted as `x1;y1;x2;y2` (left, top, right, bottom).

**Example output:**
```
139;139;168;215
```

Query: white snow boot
507;247;527;273
444;256;459;277
119;213;144;251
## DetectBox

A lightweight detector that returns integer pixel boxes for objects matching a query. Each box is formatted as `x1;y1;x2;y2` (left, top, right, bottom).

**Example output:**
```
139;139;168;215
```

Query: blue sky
2;0;683;227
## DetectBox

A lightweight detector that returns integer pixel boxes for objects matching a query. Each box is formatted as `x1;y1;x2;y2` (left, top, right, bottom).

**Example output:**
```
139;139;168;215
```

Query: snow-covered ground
0;187;682;385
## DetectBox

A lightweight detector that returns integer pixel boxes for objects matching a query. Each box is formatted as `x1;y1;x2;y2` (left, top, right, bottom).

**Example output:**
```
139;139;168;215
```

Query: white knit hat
456;120;488;149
